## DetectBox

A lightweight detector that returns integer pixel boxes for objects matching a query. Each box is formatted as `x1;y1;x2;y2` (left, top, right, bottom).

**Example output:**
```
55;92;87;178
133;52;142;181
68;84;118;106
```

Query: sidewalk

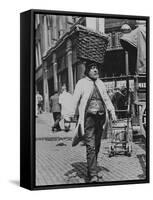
36;112;76;139
36;113;146;186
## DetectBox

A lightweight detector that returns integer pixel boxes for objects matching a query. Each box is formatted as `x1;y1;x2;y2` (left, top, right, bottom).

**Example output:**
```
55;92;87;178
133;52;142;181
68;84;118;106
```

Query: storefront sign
104;81;115;90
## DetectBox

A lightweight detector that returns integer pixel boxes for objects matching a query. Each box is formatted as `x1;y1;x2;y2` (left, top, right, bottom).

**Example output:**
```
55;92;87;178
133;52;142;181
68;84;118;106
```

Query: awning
120;26;146;74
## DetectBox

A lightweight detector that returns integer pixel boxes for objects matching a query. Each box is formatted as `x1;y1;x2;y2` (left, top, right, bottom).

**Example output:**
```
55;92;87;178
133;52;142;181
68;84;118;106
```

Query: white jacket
72;77;115;137
59;91;73;118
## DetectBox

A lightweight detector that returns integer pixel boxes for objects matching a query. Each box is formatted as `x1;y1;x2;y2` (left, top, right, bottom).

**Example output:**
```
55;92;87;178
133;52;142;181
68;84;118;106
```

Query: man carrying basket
72;62;116;182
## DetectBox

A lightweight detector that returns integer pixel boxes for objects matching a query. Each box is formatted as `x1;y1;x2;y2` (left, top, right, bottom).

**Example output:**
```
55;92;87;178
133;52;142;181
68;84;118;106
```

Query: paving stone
35;113;146;186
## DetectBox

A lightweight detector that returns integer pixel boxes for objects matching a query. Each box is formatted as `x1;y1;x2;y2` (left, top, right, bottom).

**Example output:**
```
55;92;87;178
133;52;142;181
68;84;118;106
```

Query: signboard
137;75;146;101
104;81;115;90
138;75;146;89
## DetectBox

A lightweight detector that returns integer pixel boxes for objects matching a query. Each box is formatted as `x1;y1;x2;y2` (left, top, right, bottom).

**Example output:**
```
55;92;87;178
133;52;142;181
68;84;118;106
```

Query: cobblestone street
36;113;146;186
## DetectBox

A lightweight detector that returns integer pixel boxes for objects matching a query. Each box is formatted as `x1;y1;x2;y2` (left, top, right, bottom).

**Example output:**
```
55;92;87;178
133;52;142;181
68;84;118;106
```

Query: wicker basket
72;25;109;64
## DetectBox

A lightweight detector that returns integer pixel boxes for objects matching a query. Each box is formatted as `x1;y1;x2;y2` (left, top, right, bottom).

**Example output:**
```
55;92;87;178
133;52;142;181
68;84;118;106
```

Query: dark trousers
84;112;106;178
53;112;61;129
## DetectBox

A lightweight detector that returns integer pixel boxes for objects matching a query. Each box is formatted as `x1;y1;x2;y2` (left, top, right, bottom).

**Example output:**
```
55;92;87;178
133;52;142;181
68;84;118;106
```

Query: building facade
35;14;138;112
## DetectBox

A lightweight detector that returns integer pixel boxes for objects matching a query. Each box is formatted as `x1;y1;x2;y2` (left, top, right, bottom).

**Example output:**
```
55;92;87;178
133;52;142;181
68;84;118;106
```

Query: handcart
108;109;133;157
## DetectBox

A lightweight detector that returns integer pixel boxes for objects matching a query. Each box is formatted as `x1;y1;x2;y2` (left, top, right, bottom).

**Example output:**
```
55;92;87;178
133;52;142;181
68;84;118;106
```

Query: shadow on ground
64;162;110;183
9;180;20;186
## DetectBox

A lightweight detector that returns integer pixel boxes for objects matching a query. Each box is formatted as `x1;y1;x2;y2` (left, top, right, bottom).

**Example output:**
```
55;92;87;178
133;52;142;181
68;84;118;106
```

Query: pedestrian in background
36;91;43;114
72;62;116;183
50;90;61;132
59;84;73;132
35;93;38;118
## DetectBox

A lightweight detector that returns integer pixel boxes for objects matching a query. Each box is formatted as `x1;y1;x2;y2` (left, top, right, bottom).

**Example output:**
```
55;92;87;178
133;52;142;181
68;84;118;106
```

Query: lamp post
120;23;132;99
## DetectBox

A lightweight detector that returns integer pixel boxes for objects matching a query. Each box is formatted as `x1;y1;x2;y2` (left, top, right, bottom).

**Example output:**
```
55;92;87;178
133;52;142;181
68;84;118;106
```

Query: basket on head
71;25;109;64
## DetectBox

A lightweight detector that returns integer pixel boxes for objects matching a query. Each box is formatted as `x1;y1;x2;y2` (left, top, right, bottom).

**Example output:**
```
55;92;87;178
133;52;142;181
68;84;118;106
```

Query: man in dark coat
50;91;61;131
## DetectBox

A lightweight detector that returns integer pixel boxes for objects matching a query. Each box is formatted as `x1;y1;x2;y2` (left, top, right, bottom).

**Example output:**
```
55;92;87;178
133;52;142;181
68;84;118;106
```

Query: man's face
88;65;99;80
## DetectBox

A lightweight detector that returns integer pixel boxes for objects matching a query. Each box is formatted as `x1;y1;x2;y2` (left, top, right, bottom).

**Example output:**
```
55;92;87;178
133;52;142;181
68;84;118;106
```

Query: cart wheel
109;151;115;157
108;153;112;158
108;146;115;157
127;152;131;157
122;143;126;150
125;145;132;157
